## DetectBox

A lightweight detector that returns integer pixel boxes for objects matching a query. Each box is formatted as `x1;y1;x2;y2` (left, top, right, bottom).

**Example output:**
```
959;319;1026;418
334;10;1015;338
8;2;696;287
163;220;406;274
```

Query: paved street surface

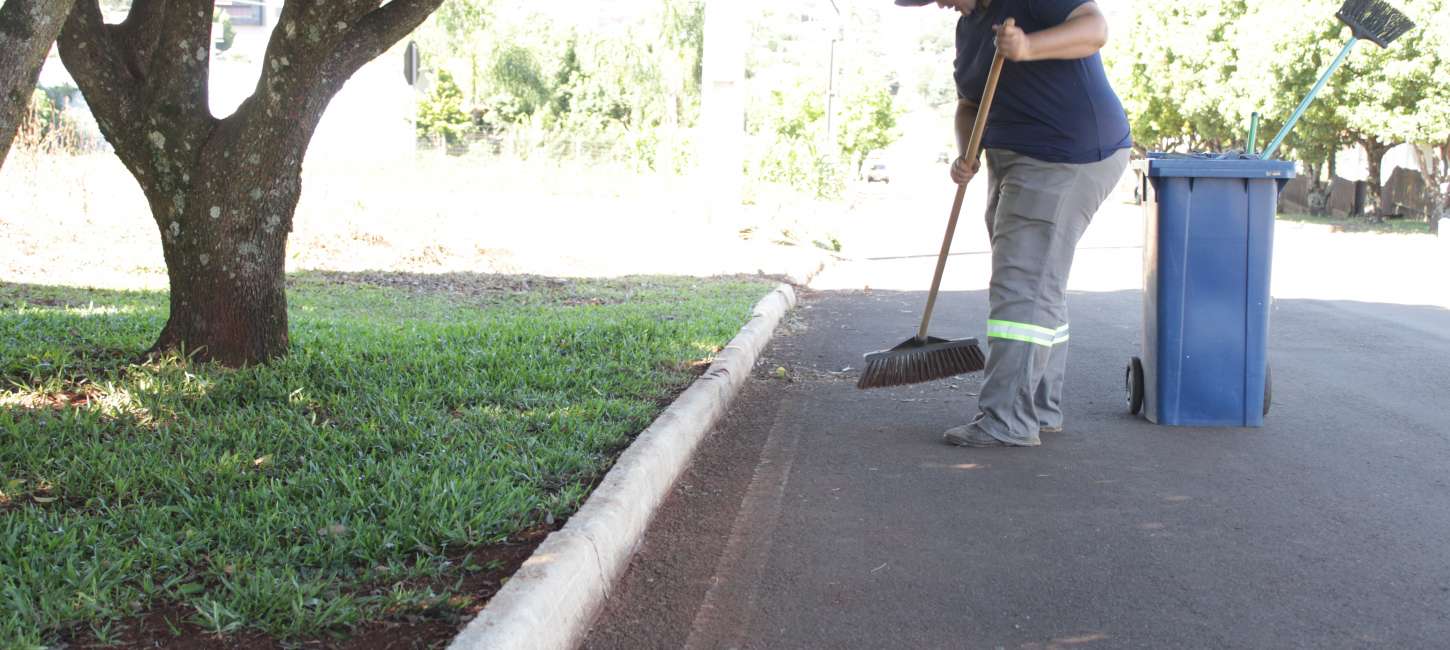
583;174;1450;649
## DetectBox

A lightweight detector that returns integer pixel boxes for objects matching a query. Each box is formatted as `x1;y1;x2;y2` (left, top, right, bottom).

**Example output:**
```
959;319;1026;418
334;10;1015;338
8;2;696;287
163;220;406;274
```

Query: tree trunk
1439;142;1449;234
56;0;444;367
1360;136;1391;217
0;0;78;168
1415;141;1449;236
142;142;300;365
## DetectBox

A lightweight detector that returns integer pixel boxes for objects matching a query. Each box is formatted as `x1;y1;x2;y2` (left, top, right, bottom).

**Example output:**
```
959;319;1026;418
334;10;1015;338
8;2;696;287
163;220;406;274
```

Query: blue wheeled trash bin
1128;153;1296;427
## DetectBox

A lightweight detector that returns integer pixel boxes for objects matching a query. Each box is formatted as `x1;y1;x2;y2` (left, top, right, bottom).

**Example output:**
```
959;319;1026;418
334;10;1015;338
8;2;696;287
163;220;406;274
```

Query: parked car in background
865;160;890;184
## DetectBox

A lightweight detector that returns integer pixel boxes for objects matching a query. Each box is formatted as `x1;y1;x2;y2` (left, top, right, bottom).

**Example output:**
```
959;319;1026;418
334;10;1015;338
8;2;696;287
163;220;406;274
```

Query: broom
856;19;1012;390
1259;0;1414;159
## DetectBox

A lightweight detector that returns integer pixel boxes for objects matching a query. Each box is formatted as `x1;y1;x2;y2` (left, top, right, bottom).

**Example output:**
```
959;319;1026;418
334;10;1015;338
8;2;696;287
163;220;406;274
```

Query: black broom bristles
856;337;985;389
1336;0;1415;48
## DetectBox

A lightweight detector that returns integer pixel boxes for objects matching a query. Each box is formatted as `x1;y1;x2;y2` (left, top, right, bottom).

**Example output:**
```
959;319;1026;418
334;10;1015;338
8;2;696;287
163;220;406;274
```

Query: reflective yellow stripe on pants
987;320;1069;347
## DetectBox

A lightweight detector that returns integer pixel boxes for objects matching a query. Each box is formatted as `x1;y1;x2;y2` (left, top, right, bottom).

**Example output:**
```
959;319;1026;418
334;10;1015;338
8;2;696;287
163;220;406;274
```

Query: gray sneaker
942;424;1007;448
1039;425;1063;434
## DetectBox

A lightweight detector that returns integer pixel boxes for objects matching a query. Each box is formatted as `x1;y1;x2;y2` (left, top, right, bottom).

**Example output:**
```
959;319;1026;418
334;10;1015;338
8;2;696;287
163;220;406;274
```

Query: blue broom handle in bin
1247;112;1259;155
1261;37;1358;160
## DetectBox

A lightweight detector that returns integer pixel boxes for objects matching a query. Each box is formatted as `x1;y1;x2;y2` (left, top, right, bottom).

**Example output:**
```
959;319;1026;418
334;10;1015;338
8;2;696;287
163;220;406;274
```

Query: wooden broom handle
918;18;1012;340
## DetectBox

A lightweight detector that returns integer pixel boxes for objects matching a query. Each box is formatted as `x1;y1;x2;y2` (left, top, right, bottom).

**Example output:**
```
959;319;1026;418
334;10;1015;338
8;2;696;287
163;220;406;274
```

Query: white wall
1334;143;1427;183
210;17;417;165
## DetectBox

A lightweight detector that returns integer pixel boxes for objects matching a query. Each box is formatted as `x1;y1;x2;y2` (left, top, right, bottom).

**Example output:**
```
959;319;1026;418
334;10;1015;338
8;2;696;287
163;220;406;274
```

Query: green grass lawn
0;273;774;647
1277;212;1434;235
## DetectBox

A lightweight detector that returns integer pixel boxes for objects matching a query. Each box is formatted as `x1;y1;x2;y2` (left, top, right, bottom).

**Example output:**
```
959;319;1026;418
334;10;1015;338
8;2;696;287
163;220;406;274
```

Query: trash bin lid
1140;153;1296;180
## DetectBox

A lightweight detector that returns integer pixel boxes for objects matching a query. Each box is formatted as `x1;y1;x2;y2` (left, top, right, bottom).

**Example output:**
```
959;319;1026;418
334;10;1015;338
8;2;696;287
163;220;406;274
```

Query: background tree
488;44;550;124
0;0;78;168
211;6;233;51
427;0;491;103
416;68;471;146
836;86;899;174
1402;3;1450;231
58;0;444;366
1244;3;1352;183
1110;0;1448;220
741;4;901;197
1107;0;1256;153
1331;0;1446;212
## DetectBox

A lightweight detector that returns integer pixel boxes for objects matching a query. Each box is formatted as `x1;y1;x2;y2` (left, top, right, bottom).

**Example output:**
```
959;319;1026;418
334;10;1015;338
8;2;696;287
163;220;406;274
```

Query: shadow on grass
0;273;775;647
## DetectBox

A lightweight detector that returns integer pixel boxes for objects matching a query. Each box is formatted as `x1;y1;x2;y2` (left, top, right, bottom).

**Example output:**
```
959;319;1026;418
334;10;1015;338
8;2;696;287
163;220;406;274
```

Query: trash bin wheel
1263;365;1272;416
1126;357;1145;416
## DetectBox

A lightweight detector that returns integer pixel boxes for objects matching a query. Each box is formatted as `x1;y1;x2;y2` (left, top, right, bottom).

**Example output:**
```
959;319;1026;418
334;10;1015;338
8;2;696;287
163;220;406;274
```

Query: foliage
36;81;78;115
1109;1;1449;183
212;8;235;52
25;91;57;132
416;69;474;146
1328;0;1447;146
490;45;551;123
433;0;492;42
413;1;906;182
740;4;903;198
744;81;902;198
413;0;705;169
836;87;901;173
1108;0;1255;153
0;276;772;645
662;0;706;97
16;90;86;154
751;88;841;199
417;0;494;107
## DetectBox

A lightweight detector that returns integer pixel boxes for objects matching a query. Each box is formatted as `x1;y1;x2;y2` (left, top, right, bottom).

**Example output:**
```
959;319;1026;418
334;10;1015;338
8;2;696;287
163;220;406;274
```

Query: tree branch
112;0;168;78
240;1;360;123
147;0;214;115
58;1;145;145
325;0;444;85
60;0;216;194
233;0;440;151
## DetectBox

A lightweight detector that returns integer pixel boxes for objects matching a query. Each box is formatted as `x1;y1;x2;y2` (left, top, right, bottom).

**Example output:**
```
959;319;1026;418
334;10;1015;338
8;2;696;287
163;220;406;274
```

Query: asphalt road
583;192;1450;648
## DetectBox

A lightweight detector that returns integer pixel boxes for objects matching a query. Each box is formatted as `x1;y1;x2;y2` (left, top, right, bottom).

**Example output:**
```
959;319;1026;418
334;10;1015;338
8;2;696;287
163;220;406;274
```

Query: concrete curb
780;248;840;287
449;284;799;650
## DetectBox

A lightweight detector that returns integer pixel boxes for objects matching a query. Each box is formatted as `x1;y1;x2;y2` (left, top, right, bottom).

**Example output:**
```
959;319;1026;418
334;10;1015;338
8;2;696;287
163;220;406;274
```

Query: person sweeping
899;0;1131;448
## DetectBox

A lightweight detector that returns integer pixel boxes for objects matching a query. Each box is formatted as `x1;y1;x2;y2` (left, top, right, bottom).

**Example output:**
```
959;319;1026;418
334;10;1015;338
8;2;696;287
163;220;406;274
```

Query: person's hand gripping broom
856;18;1013;390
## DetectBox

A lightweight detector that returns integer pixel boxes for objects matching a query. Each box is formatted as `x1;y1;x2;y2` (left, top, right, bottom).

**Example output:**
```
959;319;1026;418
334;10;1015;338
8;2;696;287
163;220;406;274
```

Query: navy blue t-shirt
955;0;1131;163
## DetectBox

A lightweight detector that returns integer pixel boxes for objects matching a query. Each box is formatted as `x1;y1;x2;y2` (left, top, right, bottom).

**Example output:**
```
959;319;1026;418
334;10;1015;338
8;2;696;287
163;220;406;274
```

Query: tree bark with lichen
57;0;443;366
0;0;78;168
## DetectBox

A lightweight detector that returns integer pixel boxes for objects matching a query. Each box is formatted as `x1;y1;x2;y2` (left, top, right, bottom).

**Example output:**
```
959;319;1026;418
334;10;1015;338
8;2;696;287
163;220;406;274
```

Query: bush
16;90;88;155
416;70;474;147
212;9;236;52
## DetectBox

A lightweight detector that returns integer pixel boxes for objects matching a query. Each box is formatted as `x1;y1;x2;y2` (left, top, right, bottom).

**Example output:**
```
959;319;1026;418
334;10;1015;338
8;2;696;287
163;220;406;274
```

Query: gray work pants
970;148;1129;446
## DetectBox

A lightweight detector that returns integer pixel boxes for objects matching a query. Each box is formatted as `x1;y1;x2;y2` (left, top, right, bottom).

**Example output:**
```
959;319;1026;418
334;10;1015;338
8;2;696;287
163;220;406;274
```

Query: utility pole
700;0;747;225
826;0;843;163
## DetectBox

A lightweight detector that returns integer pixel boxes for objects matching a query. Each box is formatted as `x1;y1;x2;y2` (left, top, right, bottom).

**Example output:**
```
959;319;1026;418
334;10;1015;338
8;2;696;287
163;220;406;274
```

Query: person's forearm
1022;8;1108;61
956;99;978;159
